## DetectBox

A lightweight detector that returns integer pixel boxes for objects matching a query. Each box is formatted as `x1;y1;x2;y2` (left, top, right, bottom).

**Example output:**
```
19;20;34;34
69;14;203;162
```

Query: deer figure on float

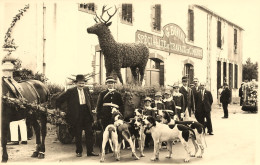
87;5;149;84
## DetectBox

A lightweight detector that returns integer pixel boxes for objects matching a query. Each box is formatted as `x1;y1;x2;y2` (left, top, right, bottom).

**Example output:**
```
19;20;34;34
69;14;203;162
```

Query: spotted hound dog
143;115;198;162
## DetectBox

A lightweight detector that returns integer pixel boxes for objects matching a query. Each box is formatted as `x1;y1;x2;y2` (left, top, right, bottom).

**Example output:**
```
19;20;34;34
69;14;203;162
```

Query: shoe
21;141;27;144
222;116;228;119
87;152;99;156
7;141;19;145
208;132;214;135
76;153;82;157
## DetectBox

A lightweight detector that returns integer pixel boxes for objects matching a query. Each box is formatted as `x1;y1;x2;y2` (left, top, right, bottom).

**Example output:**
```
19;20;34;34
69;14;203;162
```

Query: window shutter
127;4;132;23
217;21;222;48
122;4;126;20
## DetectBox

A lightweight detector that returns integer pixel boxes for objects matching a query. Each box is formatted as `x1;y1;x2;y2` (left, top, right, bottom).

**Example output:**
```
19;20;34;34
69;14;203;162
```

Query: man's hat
193;77;198;82
106;76;116;83
172;82;179;88
223;82;228;86
182;76;188;82
144;97;152;102
155;92;162;97
164;89;171;95
74;74;87;82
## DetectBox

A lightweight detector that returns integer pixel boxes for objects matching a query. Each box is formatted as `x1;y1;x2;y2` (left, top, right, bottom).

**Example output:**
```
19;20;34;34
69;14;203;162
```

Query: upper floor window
188;9;194;41
152;4;161;31
217;20;222;48
234;29;238;53
121;4;132;24
78;3;95;14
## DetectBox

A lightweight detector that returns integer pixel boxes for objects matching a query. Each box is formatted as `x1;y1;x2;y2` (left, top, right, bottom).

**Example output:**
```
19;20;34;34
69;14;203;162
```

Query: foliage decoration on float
2;95;68;126
3;4;30;50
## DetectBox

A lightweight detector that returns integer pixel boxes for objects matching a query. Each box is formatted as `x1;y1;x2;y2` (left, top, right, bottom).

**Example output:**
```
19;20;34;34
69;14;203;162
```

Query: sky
191;0;260;63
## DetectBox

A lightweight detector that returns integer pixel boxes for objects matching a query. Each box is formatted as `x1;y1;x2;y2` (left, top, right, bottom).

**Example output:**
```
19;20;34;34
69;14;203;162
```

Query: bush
92;84;167;108
46;83;65;95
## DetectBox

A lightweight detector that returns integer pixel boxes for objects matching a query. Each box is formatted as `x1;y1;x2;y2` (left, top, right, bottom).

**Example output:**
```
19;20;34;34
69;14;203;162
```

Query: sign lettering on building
136;23;203;59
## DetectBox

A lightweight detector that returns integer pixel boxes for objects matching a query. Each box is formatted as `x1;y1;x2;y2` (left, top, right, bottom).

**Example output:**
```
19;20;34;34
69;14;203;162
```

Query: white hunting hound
143;115;198;162
160;110;206;158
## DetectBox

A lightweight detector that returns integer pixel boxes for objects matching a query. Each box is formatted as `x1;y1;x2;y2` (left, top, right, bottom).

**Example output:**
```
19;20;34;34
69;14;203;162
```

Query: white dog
143;116;198;162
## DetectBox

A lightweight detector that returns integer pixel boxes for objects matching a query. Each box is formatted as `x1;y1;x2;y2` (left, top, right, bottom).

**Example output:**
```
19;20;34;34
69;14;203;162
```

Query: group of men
55;74;232;157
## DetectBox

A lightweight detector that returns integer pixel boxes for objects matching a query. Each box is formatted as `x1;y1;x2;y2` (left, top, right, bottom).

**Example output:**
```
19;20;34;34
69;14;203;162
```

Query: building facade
1;2;243;103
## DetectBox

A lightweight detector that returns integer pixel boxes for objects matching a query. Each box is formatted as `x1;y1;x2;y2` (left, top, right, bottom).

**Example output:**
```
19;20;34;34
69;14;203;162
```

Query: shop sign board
136;23;203;59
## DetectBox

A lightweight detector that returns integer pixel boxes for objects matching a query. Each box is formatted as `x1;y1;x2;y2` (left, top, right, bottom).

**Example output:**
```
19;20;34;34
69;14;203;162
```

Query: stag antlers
94;5;118;25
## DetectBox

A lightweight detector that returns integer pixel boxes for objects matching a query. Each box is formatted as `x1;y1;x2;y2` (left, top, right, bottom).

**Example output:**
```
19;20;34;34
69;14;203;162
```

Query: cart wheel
57;124;74;144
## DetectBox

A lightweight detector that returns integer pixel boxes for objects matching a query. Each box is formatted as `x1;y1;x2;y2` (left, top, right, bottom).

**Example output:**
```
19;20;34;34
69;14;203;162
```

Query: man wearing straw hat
56;74;99;157
96;76;124;153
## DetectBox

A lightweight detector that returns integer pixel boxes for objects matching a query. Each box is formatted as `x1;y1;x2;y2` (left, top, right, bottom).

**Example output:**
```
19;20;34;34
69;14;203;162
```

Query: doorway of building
145;58;164;86
184;63;194;86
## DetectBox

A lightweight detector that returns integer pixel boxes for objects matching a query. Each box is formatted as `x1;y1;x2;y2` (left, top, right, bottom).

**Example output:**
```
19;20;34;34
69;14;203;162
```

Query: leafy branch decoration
3;4;30;50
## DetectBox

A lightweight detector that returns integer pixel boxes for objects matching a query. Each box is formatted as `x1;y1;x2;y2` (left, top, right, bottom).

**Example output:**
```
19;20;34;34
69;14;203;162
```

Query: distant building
1;2;243;103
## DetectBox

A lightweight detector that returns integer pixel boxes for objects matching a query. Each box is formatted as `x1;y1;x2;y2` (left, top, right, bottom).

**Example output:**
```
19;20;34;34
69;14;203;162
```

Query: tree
243;58;258;81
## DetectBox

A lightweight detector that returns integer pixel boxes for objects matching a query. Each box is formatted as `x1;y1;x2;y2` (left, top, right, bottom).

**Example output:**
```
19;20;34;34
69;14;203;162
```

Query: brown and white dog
160;111;206;158
128;109;147;157
100;109;140;162
143;115;198;162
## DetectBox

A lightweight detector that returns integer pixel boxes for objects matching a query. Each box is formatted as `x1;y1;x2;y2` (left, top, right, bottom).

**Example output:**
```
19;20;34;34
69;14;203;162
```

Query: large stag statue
87;6;149;84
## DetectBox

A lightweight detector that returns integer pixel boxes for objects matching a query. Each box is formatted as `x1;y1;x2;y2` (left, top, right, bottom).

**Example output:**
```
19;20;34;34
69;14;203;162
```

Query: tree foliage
243;58;258;81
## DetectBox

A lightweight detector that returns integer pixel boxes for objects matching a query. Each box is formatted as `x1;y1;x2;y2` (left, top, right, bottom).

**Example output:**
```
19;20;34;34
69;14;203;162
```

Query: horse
1;77;50;162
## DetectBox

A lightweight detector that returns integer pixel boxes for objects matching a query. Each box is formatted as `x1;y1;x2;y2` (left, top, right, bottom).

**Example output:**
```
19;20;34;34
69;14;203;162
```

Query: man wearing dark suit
195;82;214;135
96;76;124;153
56;74;99;157
239;83;244;106
191;78;200;108
220;82;231;118
179;76;195;119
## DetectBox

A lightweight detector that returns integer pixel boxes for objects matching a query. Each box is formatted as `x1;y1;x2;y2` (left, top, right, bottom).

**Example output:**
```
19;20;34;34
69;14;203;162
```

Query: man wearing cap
195;82;214;135
56;74;98;157
179;76;195;120
220;82;231;118
172;82;185;120
152;92;165;111
96;76;124;152
163;89;176;115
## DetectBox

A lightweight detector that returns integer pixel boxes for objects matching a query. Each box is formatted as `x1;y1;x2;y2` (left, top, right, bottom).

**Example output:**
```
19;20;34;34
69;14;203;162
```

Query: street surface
5;104;259;164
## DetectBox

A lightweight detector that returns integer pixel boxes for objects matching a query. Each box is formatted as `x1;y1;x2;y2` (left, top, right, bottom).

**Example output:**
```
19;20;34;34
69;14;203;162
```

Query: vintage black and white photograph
0;0;259;164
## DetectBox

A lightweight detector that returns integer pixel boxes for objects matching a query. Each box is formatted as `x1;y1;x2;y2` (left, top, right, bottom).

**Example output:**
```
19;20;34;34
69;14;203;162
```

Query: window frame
78;3;96;15
121;3;133;25
217;20;222;48
188;9;194;41
152;4;161;32
234;28;238;54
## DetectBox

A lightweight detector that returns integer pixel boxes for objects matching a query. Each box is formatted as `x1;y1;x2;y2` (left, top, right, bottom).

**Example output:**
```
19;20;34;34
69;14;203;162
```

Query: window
234;29;238;53
78;3;95;14
217;21;222;48
234;64;238;88
223;62;227;83
122;4;132;24
217;61;221;93
188;9;194;41
153;4;161;31
229;63;233;88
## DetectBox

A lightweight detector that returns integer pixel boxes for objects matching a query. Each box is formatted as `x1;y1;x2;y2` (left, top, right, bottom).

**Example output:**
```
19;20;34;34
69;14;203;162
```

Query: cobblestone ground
5;104;259;164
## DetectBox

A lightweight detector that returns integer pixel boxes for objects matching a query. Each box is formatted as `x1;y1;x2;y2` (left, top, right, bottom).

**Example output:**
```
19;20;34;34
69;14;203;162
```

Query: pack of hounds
100;108;207;163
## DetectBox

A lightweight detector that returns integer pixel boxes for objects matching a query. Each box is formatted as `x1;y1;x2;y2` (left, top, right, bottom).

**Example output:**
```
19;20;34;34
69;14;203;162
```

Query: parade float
241;80;258;112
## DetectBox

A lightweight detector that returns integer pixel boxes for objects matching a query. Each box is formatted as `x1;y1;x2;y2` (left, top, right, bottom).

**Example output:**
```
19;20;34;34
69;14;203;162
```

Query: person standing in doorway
195;82;214;135
218;86;223;108
220;82;231;119
179;76;195;120
56;74;99;157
